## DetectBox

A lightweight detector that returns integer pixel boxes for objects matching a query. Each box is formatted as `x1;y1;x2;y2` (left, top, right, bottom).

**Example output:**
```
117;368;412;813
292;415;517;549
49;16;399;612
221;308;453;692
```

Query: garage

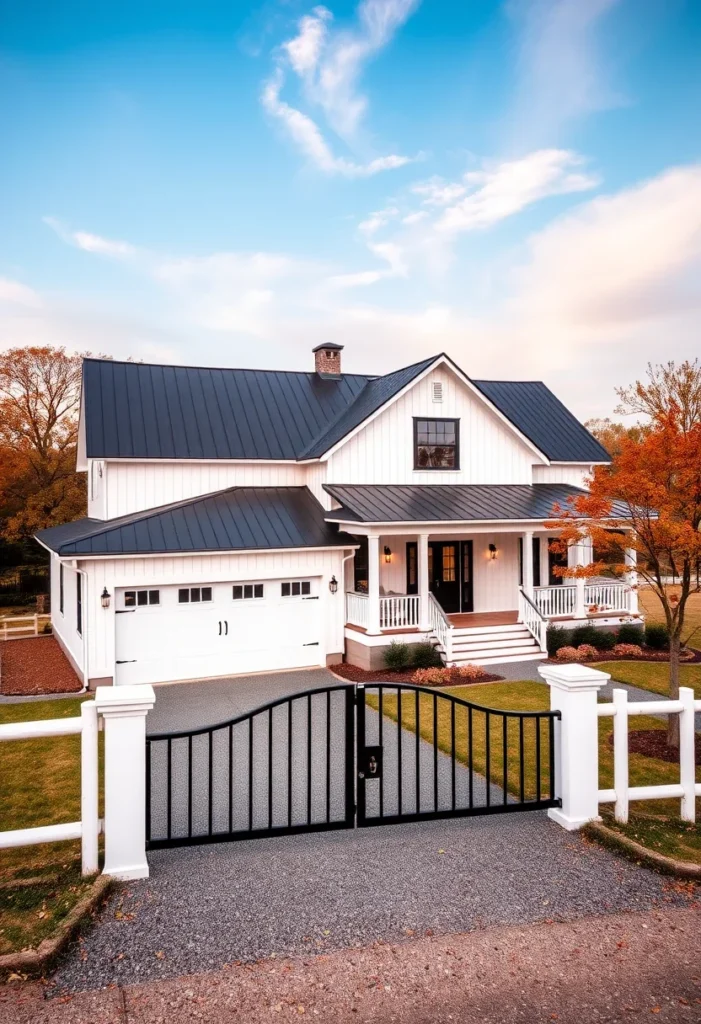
114;577;323;686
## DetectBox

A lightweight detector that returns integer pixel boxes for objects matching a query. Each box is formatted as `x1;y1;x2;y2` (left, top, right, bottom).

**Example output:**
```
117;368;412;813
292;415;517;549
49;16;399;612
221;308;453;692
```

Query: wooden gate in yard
145;684;560;849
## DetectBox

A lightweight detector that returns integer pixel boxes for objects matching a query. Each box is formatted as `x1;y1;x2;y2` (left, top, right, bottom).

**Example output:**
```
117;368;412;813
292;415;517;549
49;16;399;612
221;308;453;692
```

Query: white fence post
80;701;100;875
612;688;629;824
679;686;696;823
94;684;155;880
538;663;610;830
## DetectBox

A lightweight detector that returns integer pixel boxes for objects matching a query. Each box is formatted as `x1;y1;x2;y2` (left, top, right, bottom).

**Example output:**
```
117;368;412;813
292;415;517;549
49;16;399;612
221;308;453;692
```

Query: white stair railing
428;592;454;665
518;588;548;652
379;594;420;629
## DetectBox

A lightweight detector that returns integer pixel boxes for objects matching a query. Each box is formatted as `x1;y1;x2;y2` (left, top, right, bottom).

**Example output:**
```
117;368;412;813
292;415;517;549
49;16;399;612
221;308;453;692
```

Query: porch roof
324;483;629;525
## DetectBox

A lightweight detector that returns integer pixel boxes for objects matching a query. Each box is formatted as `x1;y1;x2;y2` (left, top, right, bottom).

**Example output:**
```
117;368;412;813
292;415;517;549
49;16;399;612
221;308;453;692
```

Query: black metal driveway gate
146;683;560;849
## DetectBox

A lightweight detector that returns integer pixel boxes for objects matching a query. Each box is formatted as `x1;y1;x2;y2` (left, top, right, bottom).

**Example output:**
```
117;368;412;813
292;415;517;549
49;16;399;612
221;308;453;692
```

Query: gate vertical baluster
378;686;384;818
167;738;172;842
502;716;508;806
188;734;193;839
468;706;473;810
450;701;456;811
145;739;152;844
485;711;491;808
248;717;254;831
519;717;525;804
325;690;331;823
548;715;556;802
535;715;542;803
208;731;214;836
307;694;312;825
433;692;438;813
345;685;355;828
396;688;403;817
287;700;293;828
356;685;366;825
268;708;273;829
229;724;233;835
414;688;420;815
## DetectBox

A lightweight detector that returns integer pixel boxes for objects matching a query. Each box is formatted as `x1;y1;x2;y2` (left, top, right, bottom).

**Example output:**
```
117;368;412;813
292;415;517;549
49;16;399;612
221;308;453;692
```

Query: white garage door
114;578;323;686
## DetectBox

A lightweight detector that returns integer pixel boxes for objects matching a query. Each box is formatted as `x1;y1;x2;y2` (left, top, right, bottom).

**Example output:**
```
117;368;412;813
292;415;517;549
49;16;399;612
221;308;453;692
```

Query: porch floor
448;611;519;628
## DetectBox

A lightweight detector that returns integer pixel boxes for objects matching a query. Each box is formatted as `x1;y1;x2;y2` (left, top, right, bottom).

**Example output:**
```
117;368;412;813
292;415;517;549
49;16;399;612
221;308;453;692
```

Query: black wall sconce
329;575;338;594
101;587;111;608
383;545;392;563
488;544;498;560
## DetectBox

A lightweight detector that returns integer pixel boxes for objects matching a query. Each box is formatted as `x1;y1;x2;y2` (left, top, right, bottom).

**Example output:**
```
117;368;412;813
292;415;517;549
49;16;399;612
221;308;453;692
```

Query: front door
429;542;460;613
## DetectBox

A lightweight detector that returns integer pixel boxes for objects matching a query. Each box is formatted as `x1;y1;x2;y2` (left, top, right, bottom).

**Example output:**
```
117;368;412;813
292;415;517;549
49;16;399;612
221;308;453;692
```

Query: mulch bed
547;647;701;665
608;728;701;766
329;663;503;686
0;635;82;695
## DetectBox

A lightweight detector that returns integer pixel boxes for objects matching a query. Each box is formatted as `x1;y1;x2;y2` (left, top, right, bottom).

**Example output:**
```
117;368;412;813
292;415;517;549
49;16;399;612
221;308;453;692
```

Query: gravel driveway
50;669;693;994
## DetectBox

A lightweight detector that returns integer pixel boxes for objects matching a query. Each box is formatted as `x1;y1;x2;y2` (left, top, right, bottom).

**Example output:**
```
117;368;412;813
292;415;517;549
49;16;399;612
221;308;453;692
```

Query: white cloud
436;150;599;234
0;277;42;308
262;1;419;175
507;0;624;145
43;217;137;258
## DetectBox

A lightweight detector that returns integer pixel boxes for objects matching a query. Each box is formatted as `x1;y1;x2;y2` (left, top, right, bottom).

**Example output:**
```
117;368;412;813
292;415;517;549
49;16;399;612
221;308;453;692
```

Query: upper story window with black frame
414;418;460;470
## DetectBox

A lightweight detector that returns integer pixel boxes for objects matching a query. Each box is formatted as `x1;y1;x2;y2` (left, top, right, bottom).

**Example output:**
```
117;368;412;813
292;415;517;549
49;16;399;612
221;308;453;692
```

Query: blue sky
1;0;701;418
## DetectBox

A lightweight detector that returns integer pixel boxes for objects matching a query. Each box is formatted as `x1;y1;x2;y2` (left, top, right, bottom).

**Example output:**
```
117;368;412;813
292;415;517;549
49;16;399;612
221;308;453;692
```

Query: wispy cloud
0;277;43;308
262;1;420;176
506;0;624;145
43;217;137;258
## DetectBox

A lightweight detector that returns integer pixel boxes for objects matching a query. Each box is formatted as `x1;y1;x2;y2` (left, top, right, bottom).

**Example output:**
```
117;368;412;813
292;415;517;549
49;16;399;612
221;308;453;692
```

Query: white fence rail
429;592;453;664
597;687;701;823
584;582;630;613
0;613;51;640
518;588;548;652
533;582;631;618
380;594;420;630
532;586;576;617
0;702;99;874
345;591;369;629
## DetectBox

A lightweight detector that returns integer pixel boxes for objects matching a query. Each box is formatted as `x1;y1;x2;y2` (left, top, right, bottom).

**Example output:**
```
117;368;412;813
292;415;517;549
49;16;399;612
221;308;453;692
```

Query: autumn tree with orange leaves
0;346;86;549
550;360;701;748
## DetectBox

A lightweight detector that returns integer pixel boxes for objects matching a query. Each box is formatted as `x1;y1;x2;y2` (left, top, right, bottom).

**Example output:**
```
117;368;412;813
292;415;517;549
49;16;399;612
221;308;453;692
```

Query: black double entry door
406;540;473;614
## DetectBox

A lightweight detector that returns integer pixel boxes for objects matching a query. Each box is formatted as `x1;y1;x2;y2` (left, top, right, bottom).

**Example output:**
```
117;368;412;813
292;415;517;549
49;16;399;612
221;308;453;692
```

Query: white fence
0;614;51;640
0;685;155;880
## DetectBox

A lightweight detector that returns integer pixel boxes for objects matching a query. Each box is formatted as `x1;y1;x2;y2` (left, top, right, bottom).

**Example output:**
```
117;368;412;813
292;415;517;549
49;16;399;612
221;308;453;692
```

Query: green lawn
0;696;102;955
639;587;701;646
368;680;701;865
594;660;701;699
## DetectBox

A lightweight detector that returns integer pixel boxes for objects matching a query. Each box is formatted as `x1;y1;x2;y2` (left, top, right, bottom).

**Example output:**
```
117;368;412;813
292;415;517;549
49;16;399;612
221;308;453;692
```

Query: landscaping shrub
455;664;489;681
617;623;644;645
546;626;572;657
593;630;616;651
571;625;601;648
576;644;599;660
555;646;579;662
383;641;411;671
644;623;669;650
613;643;643;657
411;641;443;668
413;667;449;685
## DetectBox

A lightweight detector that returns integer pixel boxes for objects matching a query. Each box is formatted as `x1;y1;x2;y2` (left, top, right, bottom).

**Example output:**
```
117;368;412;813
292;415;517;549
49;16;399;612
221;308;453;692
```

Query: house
35;347;641;687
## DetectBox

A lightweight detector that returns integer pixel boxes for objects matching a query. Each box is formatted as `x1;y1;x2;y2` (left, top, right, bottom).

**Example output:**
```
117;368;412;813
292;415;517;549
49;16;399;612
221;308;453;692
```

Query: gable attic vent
432;381;443;403
313;342;343;379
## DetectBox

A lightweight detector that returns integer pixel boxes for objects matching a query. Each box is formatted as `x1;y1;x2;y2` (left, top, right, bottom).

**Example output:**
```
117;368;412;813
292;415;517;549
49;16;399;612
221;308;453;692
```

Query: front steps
437;622;546;667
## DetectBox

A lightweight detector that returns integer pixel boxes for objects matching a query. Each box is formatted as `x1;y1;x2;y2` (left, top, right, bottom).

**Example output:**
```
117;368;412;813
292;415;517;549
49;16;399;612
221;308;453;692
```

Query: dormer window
414;418;459;470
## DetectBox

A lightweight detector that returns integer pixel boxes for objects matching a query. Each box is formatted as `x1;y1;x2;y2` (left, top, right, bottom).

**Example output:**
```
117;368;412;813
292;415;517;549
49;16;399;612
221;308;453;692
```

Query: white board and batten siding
532;465;593;488
82;548;348;685
325;367;540;487
50;552;85;678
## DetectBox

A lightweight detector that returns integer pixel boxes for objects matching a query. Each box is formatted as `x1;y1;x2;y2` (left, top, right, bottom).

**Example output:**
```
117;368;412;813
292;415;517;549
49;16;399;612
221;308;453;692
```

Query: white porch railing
346;590;369;629
532;585;576;617
0;702;99;874
583;581;631;613
380;594;420;630
429;592;453;665
518;587;548;652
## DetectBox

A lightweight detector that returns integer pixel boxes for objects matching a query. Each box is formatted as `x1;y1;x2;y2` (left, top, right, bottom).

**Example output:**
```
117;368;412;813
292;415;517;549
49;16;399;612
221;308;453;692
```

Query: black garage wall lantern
329;576;338;595
101;587;111;608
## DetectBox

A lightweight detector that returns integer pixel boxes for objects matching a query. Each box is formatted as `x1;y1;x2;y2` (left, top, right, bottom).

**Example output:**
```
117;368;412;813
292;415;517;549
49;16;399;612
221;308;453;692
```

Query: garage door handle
116;659;136;664
116;609;136;614
218;621;222;636
302;642;319;647
224;620;228;635
302;596;319;600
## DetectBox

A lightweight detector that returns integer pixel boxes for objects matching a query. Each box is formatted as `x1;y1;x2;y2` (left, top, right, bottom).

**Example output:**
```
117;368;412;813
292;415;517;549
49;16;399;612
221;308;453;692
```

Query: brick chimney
312;343;343;378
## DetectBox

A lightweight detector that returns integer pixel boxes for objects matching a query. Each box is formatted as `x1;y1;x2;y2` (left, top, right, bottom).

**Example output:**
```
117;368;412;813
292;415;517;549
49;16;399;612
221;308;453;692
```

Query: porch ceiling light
101;587;111;608
329;575;338;595
383;545;392;563
488;543;497;560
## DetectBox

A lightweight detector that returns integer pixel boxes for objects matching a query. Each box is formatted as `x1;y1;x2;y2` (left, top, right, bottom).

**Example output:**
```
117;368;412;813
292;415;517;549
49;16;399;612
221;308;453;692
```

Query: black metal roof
81;355;609;464
323;483;609;523
36;487;355;557
473;380;609;463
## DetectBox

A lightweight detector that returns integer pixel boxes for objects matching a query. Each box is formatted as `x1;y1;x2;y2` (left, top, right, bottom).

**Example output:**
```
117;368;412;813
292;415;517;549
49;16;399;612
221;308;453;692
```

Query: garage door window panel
233;584;264;600
281;581;311;597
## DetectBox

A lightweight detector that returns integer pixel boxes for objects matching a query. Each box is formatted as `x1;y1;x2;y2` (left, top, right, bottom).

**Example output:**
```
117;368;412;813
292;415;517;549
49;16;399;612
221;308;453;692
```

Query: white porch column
418;532;430;631
95;684;156;880
624;543;639;615
522;530;534;597
569;540;587;619
539;663;610;830
366;533;381;635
